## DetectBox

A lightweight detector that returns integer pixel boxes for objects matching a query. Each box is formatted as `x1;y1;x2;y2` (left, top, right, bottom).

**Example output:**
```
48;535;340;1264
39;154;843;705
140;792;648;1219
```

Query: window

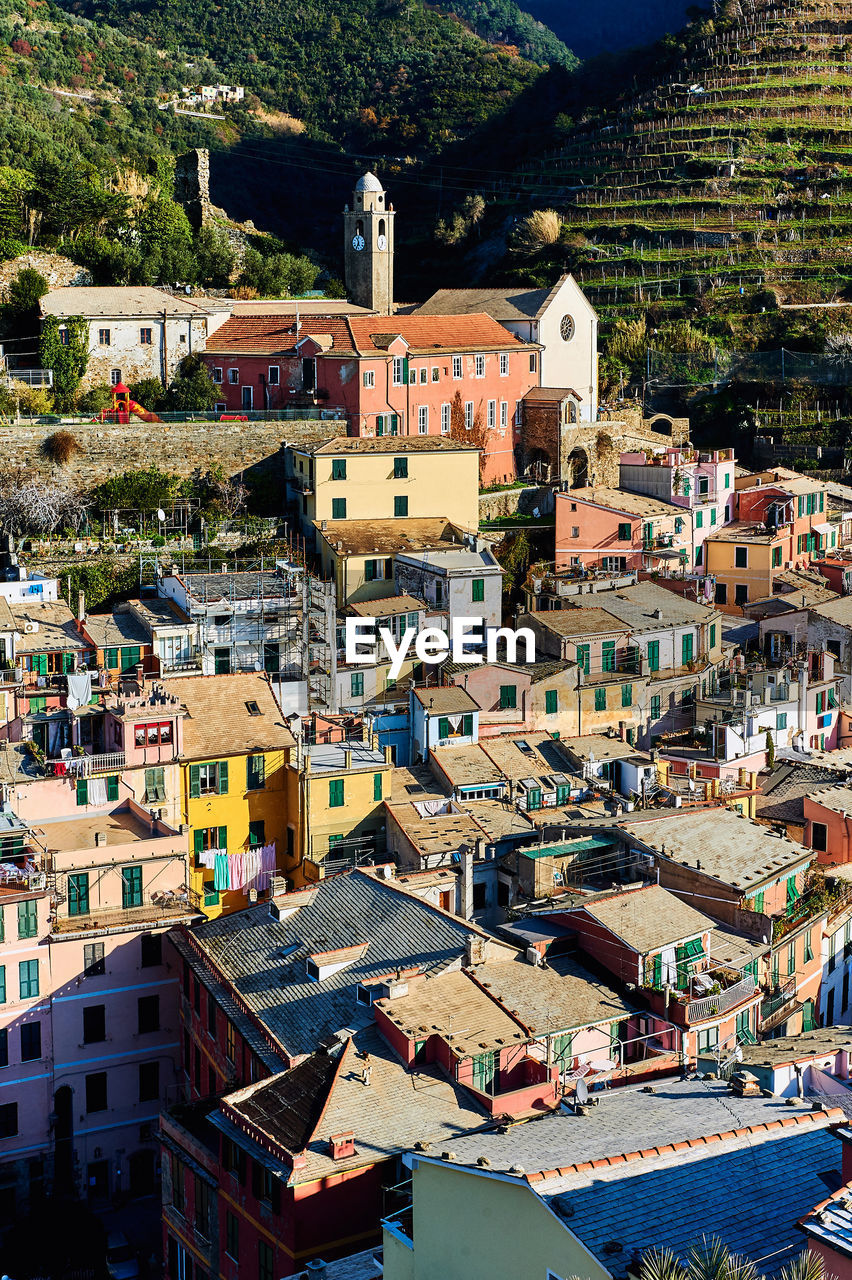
392;356;406;386
622;684;632;708
98;328;110;346
787;940;796;976
408;368;416;385
247;755;266;791
86;1072;107;1113
68;873;89;917
331;497;346;519
212;367;223;383
0;1104;17;1138
131;995;159;1042
83;1004;106;1044
20;1022;41;1061
647;639;660;673
487;400;496;429
804;929;814;963
429;365;439;383
735;584;748;606
697;1027;719;1055
441;403;451;433
529;353;537;373
772;545;782;568
373;772;383;802
84;943;105;977
418;366;427;385
141;933;161;968
195;1175;211;1238
602;640;616;672
464;401;474;429
394;495;408;517
499;685;517;710
594;687;606;711
363;369;375;388
144;767;166;804
545;689;558;715
452;355;463;379
735;546;748;569
228;368;239;385
0;1029;6;1068
17;900;37;939
650;694;661;720
393;456;408;479
500;401;508;431
331;458;346;480
812;822;828;853
350;672;364;698
499;353;509;376
418;405;428;434
474;354;485;378
471;577;485;604
139;1061;159;1102
134;720;173;748
122;866;143;910
226;1212;239;1261
329;779;344;807
777;712;787;730
617;522;631;541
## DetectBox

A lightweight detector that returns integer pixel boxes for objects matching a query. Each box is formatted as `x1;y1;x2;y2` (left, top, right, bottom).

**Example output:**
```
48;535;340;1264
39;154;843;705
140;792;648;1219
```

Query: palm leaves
636;1238;832;1280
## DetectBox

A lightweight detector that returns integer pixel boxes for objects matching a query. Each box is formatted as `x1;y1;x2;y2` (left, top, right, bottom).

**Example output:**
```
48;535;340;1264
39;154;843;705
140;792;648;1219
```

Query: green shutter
545;689;557;714
62;651;75;674
35;654;47;676
106;775;118;802
438;717;449;739
76;777;88;806
104;648;118;669
0;966;5;1003
329;779;344;807
462;714;473;736
217;760;228;795
189;764;201;799
218;825;227;849
373;772;383;802
193;829;204;861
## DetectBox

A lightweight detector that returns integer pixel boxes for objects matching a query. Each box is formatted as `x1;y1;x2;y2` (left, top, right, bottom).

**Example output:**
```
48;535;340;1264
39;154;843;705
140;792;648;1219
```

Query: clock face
560;314;575;342
377;234;387;251
352;234;365;251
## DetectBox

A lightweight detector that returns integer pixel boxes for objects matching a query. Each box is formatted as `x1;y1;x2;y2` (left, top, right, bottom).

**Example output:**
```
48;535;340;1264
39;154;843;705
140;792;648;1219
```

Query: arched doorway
566;448;589;488
525;448;552;483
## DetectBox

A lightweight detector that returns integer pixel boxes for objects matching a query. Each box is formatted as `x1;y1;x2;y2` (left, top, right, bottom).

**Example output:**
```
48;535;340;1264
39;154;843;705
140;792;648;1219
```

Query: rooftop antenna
574;1077;589;1111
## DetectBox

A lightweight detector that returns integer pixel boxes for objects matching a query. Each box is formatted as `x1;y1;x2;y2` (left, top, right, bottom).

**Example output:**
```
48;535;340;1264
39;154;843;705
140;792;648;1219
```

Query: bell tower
343;172;394;315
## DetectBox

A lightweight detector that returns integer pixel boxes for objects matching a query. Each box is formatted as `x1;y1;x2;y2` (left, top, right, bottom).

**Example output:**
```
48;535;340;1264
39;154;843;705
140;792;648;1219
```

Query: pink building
619;445;736;568
555;486;689;573
0;800;194;1217
204;313;540;485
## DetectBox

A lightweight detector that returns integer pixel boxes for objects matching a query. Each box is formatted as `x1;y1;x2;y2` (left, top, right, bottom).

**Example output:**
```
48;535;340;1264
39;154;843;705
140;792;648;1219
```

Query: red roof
204;310;531;358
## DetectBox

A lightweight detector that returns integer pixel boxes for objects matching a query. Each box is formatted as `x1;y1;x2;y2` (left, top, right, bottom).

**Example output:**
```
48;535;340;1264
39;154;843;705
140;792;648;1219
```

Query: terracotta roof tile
348;313;533;355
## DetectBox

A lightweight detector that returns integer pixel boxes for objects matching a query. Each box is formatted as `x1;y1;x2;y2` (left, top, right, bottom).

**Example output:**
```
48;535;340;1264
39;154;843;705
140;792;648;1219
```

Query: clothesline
201;842;277;894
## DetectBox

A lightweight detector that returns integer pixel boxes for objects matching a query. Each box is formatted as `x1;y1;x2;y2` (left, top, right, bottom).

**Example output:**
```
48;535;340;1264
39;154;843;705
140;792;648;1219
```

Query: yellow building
704;523;791;607
170;674;296;918
285;735;393;885
315;516;487;607
289;436;481;540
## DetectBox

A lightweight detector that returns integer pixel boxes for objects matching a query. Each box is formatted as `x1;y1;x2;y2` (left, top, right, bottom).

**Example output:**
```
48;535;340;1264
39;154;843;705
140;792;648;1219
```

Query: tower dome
355;171;384;193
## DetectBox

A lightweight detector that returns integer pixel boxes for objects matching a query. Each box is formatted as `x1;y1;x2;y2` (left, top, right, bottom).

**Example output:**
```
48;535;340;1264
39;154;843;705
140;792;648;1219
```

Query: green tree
163;353;218;411
39;314;89;410
6;265;48;329
194;225;235;287
136;197;196;285
90;466;181;516
765;729;775;770
238;248;319;298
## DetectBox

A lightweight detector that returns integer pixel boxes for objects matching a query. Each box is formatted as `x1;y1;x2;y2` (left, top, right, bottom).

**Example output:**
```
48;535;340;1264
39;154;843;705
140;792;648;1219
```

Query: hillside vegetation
521;0;696;58
61;0;573;152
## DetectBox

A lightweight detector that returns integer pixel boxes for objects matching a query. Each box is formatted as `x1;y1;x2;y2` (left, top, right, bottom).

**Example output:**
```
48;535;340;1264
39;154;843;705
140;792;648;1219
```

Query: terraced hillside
512;0;852;338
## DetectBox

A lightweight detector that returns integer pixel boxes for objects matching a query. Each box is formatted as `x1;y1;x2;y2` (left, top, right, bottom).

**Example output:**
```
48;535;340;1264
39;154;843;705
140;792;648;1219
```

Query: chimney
304;1262;328;1280
460;846;474;920
77;590;86;623
344;748;352;770
328;1131;355;1161
95;832;107;847
383;744;392;763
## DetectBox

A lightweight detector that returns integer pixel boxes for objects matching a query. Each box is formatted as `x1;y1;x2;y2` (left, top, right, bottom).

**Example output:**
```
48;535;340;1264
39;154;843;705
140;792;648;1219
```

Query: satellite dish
156;508;166;522
575;1077;589;1106
253;661;263;672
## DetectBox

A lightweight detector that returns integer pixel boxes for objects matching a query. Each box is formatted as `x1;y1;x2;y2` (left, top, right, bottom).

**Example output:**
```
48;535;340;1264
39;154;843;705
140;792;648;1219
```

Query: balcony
686;974;758;1021
48;751;126;778
51;888;202;934
760;978;799;1030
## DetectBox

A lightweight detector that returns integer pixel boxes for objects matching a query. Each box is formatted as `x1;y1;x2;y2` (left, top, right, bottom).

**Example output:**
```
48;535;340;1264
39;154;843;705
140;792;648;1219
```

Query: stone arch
566;447;590;488
524;448;553;483
647;413;674;436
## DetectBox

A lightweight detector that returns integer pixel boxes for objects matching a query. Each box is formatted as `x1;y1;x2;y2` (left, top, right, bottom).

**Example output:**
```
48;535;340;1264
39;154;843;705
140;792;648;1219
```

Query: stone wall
478;486;554;521
0;417;339;492
0;251;92;297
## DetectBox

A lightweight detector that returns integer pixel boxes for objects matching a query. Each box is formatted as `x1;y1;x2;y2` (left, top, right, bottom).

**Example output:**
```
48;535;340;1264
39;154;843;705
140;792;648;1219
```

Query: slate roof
472;952;633;1036
444;1076;834;1174
566;486;684;519
416;279;564;322
8;600;88;652
223;1045;337;1155
349;595;426;617
591;581;717;630
385;800;484;859
171;870;488;1059
167;674;296;759
41;286;212;318
756;761;849;824
619;808;812;892
807;783;852;815
309;436;477;455
526;606;626;638
316;518;471;556
569;884;715;954
737;1025;852;1069
81;610;151;649
537;1119;841;1277
478;733;576;783
800;1180;852;1260
412;686;479;715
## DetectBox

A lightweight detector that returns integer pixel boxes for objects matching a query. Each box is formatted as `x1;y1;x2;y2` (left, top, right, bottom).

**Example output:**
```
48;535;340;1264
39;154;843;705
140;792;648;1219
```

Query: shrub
515;209;561;249
78;383;114;414
11;382;53;416
129;378;165;410
42;430;81;466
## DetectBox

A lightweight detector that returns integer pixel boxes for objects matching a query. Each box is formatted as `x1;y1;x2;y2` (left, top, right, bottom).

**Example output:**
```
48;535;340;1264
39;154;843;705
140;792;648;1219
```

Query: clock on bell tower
343;171;394;315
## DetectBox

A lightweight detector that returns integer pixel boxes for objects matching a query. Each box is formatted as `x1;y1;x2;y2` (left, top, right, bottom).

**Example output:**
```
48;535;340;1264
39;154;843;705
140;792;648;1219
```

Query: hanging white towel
88;776;108;806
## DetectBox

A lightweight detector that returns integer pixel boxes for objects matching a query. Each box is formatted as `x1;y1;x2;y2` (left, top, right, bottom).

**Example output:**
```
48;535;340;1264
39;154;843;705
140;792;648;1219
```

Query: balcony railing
51;888;201;934
760;978;797;1023
48;751;126;777
687;974;758;1021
